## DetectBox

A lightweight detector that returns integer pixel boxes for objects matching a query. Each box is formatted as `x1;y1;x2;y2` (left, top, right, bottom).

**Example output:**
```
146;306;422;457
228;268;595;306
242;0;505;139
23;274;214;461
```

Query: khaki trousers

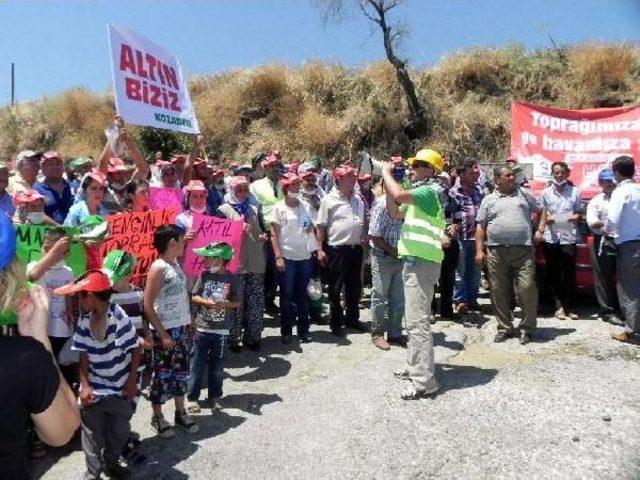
486;245;538;332
403;259;441;393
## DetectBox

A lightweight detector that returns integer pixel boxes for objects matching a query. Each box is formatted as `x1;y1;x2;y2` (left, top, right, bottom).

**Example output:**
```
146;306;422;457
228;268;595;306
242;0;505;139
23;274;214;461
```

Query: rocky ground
34;292;640;480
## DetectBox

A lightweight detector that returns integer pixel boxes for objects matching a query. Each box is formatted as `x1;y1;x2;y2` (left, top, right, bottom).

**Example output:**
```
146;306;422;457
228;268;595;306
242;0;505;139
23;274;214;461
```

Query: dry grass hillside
1;43;639;166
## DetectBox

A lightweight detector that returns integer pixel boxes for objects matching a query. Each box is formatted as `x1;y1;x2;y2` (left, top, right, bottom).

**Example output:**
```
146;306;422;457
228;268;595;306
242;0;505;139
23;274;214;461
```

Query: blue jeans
279;258;313;336
370;254;404;338
453;239;481;305
187;332;228;401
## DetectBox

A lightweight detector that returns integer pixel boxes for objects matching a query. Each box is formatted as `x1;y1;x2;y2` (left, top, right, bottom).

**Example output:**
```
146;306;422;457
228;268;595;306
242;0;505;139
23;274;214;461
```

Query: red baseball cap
357;174;372;184
13;189;46;206
54;270;113;296
41;151;62;164
279;173;301;190
333;165;356;180
186;180;207;192
107;157;134;173
261;154;282;169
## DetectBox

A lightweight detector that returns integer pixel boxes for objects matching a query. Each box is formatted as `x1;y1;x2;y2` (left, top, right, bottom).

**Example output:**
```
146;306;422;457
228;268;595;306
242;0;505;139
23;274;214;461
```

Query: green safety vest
397;194;445;264
250;177;282;227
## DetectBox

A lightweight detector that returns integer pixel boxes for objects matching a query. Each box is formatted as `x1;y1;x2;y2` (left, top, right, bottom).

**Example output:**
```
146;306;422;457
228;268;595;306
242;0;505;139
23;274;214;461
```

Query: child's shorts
149;325;191;405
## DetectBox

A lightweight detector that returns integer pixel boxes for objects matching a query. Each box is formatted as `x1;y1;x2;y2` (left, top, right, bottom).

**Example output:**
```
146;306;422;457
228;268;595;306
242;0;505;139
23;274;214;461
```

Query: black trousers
541;242;577;310
264;235;277;305
433;239;459;318
591;234;619;315
326;245;363;329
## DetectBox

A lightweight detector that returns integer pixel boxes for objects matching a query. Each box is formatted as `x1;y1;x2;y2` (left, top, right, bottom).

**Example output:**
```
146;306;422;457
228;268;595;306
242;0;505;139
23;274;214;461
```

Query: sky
0;0;639;104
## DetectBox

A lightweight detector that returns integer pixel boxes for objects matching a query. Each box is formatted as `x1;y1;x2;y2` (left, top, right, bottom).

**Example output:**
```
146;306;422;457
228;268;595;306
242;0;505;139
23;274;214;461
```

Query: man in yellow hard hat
381;148;447;400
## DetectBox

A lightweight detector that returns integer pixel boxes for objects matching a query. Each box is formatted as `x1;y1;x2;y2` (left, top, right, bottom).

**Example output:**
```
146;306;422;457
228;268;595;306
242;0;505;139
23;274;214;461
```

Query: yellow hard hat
407;149;444;172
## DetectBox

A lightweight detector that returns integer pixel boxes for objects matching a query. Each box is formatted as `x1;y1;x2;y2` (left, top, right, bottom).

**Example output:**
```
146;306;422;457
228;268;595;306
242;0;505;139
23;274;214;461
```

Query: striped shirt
72;303;138;398
368;197;403;256
110;287;144;330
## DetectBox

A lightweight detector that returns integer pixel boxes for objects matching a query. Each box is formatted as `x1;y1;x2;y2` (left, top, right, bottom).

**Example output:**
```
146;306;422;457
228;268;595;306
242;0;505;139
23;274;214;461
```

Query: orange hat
333;164;356;180
186;180;207;192
279;173;300;190
107;157;134;173
86;169;107;187
54;270;112;296
212;168;225;179
193;157;208;167
13;189;46;206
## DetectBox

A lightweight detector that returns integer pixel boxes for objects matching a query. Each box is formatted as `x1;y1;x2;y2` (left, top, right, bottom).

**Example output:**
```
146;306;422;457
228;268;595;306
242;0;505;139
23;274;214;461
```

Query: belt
329;244;361;250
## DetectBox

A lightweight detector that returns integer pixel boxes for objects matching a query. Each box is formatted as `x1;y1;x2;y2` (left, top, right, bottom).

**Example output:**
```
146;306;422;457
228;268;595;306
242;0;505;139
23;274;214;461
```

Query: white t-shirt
27;261;75;338
151;258;191;329
272;200;316;261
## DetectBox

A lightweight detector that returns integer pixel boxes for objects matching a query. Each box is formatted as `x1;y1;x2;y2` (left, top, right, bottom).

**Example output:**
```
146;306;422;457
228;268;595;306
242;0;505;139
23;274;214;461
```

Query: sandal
567;312;579;320
554;308;567;320
187;403;201;414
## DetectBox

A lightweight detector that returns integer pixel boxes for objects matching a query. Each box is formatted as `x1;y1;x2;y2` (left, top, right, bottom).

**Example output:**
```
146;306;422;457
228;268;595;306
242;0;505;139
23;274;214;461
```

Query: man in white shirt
606;156;640;343
586;168;623;326
316;165;366;336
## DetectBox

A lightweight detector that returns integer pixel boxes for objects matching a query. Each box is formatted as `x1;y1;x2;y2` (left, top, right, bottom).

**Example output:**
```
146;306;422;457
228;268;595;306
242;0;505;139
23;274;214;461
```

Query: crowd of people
1;116;639;479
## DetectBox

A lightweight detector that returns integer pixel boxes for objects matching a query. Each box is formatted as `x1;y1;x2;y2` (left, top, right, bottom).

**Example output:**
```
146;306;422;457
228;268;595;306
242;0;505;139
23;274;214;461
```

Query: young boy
187;242;240;413
102;249;149;462
143;224;198;438
27;228;76;386
55;270;142;480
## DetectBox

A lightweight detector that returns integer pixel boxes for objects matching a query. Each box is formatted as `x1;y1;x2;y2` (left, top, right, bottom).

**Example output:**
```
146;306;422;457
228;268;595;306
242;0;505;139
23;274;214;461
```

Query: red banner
511;101;640;199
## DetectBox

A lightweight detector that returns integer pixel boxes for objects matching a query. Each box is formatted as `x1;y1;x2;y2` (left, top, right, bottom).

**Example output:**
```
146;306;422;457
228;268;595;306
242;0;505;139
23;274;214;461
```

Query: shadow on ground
436;363;499;394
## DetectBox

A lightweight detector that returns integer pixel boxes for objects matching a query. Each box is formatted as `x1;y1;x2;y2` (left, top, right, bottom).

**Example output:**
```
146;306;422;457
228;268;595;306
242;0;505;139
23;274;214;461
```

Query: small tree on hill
315;0;429;140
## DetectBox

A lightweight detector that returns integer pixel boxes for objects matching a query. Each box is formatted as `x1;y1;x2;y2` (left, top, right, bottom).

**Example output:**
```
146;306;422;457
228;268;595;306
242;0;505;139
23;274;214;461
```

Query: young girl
122;178;150;213
143;224;198;438
187;242;240;413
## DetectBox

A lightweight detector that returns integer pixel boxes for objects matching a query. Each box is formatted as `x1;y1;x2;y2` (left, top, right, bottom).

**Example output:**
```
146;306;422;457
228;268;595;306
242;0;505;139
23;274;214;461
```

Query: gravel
34;295;640;480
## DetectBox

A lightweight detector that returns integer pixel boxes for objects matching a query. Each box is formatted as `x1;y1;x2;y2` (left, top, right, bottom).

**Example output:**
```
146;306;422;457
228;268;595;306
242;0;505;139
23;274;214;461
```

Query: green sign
15;225;87;277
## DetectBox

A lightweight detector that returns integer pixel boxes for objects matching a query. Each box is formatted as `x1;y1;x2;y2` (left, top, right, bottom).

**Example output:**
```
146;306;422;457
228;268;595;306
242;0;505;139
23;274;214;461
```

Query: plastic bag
57;336;80;366
307;278;323;301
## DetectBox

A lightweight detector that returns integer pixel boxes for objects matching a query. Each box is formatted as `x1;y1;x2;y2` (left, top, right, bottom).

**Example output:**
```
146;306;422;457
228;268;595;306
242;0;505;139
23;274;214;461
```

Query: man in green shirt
382;149;446;400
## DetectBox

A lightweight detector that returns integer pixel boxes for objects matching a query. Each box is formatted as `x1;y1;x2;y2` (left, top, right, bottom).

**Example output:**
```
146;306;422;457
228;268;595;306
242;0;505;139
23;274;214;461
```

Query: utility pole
11;62;15;107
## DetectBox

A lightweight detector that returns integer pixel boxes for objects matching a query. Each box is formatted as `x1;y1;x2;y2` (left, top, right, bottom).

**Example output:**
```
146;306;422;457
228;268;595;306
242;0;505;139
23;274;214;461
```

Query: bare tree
315;0;429;139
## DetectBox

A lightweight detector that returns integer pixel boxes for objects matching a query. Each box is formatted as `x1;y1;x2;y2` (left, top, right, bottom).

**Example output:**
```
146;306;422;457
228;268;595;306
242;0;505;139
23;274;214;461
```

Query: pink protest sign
149;187;184;211
183;214;245;275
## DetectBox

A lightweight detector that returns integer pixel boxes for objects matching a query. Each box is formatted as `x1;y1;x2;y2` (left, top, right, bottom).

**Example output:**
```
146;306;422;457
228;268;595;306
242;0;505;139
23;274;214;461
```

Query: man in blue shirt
606;156;640;344
34;151;74;225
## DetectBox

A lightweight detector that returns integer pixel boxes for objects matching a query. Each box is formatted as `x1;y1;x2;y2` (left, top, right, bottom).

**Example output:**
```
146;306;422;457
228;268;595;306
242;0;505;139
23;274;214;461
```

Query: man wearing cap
34;151;74;225
317;164;367;335
250;152;285;312
606;155;640;344
586;168;623;326
382;149;446;399
8;150;41;196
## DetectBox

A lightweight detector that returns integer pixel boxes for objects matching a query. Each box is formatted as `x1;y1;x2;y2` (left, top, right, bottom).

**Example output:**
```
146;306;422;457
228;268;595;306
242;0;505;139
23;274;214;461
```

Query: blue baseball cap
0;214;16;271
598;168;615;182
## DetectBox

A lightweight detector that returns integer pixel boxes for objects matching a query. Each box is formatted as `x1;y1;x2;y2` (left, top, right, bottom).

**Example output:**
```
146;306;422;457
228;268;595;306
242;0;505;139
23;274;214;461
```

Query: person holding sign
271;174;317;344
144;225;199;438
218;176;267;352
97;116;149;215
122;178;151;213
536;161;584;321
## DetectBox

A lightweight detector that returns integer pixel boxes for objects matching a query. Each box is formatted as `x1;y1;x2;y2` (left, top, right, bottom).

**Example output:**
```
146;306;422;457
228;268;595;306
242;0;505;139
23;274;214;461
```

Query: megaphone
356;151;384;177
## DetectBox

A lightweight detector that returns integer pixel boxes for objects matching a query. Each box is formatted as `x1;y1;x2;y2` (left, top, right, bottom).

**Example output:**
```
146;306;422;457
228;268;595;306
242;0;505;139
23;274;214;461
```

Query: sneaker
604;314;625;327
494;330;512;343
104;460;131;478
387;335;408;348
175;410;199;434
372;335;390;351
400;385;438;400
150;415;175;438
519;331;532;345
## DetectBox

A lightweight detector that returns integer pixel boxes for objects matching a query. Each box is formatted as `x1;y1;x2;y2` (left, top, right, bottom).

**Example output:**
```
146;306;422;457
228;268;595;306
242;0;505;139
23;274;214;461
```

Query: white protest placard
107;23;200;134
